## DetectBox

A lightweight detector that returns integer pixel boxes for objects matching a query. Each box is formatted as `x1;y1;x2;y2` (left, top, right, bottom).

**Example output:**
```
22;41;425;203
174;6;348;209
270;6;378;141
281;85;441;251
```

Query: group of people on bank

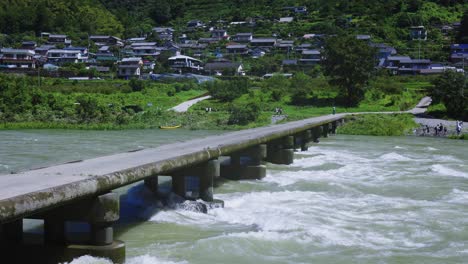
419;121;464;137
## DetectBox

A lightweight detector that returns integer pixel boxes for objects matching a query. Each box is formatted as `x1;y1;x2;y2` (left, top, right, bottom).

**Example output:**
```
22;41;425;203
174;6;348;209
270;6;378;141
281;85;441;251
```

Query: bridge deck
0;114;344;223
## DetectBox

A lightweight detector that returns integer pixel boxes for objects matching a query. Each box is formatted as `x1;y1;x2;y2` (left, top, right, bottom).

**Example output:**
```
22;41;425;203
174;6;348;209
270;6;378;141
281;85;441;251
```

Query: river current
0;130;467;264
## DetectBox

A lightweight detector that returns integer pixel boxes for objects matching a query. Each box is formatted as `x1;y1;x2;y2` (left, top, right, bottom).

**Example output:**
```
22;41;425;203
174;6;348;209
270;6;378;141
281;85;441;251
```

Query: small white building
168;54;203;73
47;49;87;65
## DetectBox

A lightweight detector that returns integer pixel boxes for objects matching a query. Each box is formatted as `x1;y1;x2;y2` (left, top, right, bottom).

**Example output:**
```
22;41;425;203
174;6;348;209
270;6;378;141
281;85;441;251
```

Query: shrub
228;102;261;125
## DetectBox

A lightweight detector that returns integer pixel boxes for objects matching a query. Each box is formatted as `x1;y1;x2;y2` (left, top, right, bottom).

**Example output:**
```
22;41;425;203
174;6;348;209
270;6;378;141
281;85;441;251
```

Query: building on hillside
89;35;123;47
276;40;294;52
131;45;160;58
35;45;55;56
299;49;321;65
204;60;244;75
126;37;147;43
370;43;397;67
47;49;87;65
250;38;277;48
279;17;294;23
384;56;431;74
211;29;229;40
198;38;220;44
450;44;468;65
187;20;204;29
226;44;248;55
95;46;119;64
0;48;36;68
282;6;308;15
118;57;143;79
168;54;203;73
249;48;267;58
356;35;371;41
410;26;427;40
232;33;253;43
152;27;175;42
47;34;72;47
21;41;37;50
177;43;208;58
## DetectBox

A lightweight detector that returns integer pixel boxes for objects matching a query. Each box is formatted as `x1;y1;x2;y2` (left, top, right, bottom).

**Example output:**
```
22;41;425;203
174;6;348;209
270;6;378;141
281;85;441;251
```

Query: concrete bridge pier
266;136;295;165
1;193;125;264
294;130;313;151
322;124;330;138
221;144;267;180
170;159;220;202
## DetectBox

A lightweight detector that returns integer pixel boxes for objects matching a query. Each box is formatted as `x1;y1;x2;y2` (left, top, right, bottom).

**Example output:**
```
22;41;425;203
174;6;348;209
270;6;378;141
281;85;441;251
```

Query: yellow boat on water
159;125;182;129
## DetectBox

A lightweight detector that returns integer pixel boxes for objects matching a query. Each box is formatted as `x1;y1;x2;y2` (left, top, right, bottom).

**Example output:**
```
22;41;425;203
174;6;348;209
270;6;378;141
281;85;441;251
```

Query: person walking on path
332;106;336;115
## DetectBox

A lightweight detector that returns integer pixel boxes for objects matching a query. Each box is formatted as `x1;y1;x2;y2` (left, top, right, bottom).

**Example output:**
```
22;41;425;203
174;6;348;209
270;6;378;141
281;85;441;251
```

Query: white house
47;49;87;65
168;54;203;73
0;48;36;68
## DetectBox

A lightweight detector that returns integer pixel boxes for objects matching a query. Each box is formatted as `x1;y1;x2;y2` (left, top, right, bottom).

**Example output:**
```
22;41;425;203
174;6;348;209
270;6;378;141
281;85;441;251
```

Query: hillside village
0;4;467;80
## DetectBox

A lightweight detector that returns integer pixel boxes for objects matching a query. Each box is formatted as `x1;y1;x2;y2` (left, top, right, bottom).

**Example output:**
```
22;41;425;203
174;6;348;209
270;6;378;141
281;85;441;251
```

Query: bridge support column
221;144;267;180
322;124;329;138
331;121;338;134
63;193;125;263
144;175;159;194
266;136;294;165
294;130;312;151
1;219;23;245
7;193;125;264
170;159;220;202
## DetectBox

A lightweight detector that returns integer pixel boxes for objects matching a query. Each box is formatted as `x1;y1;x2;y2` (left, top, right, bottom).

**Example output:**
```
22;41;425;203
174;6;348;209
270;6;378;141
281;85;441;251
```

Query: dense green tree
323;35;377;106
205;79;250;102
228;102;261;125
457;11;468;43
430;70;467;119
262;74;290;102
290;72;314;105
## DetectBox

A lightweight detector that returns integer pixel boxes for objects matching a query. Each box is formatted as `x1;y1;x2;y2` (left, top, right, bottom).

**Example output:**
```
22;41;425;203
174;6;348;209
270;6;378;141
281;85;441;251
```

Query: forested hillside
1;0;466;39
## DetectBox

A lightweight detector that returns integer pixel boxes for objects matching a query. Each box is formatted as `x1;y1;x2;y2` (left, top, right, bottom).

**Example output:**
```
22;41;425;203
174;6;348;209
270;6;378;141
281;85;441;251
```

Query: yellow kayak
159;125;182;129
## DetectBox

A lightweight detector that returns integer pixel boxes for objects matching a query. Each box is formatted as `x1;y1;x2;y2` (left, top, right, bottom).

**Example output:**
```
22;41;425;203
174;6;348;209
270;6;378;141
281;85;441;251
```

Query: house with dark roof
118;57;143;78
299;50;321;65
384;56;431;74
89;36;123;47
204;60;244;75
21;41;37;50
450;44;468;64
211;29;229;40
187;20;204;29
276;40;294;52
226;44;248;55
152;27;175;42
232;33;253;43
250;38;277;48
198;38;220;44
47;34;72;47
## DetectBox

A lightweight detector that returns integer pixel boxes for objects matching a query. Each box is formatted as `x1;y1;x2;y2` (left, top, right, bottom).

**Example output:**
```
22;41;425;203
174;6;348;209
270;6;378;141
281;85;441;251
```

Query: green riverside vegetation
337;114;418;136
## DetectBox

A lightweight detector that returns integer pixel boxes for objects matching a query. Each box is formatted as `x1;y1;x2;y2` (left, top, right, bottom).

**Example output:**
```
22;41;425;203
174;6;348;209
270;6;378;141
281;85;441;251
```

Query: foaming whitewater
118;135;468;264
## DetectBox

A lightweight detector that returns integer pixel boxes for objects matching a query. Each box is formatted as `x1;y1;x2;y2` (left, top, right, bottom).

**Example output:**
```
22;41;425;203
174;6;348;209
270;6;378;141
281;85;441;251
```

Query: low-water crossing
1;130;467;263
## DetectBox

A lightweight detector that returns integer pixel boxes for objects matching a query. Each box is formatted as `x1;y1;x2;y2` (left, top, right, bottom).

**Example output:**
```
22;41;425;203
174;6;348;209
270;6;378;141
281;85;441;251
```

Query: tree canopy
323;35;377;107
430;70;467;119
